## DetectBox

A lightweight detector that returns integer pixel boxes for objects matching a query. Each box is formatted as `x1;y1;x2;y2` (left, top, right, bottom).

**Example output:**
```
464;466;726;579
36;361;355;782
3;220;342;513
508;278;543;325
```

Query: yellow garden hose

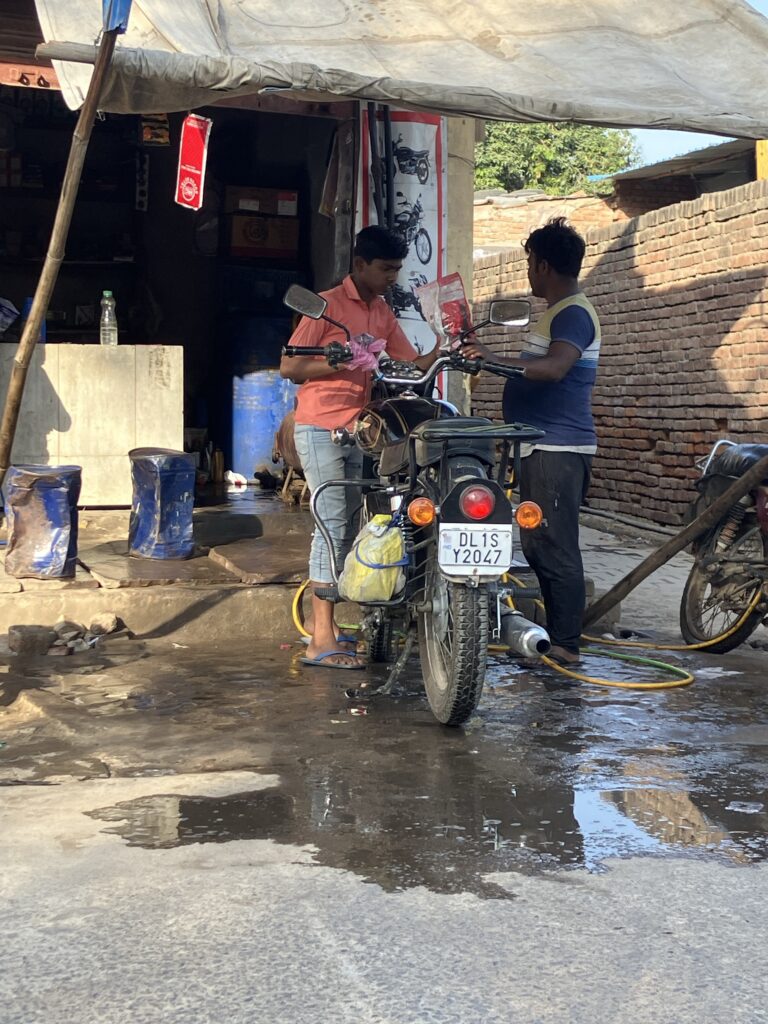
503;573;764;690
291;571;763;692
292;579;311;638
292;578;360;640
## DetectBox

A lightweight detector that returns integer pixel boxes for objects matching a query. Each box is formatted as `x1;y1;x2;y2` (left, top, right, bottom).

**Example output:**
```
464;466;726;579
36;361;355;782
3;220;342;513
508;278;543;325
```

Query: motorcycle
680;440;768;651
392;192;432;265
390;273;428;321
385;133;431;185
282;284;547;726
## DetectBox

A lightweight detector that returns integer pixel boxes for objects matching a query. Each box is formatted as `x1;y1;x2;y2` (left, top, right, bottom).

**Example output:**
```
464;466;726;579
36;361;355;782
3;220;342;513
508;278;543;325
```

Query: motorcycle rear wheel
680;521;767;652
417;159;429;184
417;550;488;726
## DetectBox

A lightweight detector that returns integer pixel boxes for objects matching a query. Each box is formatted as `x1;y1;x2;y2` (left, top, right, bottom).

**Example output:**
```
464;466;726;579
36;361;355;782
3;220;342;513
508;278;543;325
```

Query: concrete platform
209;537;308;585
78;541;241;589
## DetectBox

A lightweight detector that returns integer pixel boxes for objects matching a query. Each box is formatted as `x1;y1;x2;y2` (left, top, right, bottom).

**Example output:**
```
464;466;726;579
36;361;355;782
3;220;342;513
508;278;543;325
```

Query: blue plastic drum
128;448;196;560
4;464;82;578
232;371;297;480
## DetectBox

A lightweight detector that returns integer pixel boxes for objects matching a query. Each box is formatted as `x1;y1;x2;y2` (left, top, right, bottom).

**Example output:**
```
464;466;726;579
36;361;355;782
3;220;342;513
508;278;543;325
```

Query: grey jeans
294;424;364;585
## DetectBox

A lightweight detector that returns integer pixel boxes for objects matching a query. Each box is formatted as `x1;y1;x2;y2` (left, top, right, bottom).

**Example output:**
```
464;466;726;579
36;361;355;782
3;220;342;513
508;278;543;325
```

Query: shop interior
0;84;357;478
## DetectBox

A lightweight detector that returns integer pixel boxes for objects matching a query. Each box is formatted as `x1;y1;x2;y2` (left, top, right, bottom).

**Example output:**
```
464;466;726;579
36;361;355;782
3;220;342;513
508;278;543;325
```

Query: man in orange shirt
281;227;437;669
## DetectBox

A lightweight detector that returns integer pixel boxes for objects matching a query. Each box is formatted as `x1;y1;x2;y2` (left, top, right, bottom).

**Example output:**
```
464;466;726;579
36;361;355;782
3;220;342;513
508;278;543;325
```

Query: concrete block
57;346;136;457
135;346;183;448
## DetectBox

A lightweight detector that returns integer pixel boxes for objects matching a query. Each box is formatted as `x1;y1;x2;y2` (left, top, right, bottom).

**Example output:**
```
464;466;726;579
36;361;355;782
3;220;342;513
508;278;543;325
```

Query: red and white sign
175;114;212;211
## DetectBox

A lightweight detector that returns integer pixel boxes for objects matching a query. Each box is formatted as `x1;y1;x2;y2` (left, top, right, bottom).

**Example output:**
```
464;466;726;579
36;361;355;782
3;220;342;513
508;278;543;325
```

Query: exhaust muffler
500;610;551;659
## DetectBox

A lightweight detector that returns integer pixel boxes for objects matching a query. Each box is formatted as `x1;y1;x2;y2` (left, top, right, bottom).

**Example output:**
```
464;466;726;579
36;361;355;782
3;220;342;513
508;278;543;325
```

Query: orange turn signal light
515;500;543;530
408;497;436;526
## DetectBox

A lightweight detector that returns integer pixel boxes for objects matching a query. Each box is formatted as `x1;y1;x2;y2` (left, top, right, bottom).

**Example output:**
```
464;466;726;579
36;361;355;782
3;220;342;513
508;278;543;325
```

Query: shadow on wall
472;187;768;526
0;344;71;469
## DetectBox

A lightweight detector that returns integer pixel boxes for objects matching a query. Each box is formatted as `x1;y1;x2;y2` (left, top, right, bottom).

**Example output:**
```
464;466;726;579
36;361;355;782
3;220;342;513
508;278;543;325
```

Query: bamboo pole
583;452;768;627
0;29;119;487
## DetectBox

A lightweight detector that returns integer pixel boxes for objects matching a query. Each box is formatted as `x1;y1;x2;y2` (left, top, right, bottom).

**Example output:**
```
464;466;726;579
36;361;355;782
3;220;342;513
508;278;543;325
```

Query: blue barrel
232;371;297;479
128;448;195;560
4;464;81;578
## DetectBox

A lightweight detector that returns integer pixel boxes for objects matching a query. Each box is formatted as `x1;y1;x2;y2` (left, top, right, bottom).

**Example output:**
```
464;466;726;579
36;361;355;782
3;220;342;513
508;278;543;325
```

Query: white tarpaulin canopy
34;0;768;137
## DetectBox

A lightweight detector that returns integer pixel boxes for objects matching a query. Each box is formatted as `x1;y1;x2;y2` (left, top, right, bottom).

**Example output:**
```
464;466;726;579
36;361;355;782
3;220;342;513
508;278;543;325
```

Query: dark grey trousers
519;450;593;653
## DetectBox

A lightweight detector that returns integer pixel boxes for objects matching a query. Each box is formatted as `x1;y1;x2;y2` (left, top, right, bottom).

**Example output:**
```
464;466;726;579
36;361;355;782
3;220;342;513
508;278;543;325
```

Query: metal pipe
382;106;394;230
500;611;551;658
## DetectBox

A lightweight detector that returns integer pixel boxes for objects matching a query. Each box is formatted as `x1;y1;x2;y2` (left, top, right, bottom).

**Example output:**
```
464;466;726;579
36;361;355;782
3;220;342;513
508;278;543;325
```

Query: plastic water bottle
100;290;118;346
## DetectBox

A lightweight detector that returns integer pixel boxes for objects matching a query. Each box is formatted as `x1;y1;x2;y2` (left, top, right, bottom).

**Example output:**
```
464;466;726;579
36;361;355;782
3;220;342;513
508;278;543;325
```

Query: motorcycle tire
417;546;489;726
368;615;395;663
417;159;429;185
679;520;767;652
415;229;432;265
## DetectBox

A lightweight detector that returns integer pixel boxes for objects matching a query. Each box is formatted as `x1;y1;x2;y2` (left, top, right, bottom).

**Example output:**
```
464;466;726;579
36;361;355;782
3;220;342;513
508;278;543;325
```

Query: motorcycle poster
357;110;446;355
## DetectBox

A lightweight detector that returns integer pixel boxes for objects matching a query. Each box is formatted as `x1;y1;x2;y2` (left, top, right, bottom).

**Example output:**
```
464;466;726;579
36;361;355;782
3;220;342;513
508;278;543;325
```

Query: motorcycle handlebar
283;346;328;357
281;349;525;386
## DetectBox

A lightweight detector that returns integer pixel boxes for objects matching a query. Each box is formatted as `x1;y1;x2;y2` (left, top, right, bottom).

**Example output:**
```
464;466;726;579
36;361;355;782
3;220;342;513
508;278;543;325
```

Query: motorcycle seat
377;417;496;477
706;442;768;481
412;417;496;469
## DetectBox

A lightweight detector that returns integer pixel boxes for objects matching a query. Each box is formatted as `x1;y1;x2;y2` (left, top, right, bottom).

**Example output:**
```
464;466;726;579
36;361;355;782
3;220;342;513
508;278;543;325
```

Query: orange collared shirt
290;275;418;429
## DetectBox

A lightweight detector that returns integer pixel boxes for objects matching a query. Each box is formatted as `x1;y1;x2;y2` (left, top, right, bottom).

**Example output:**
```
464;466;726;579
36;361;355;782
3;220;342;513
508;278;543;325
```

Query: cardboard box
229;214;300;260
225;186;299;217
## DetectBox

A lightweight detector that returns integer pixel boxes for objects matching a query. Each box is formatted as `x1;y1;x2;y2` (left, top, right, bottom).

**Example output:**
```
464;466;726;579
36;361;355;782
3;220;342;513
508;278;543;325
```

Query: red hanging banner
175;114;212;211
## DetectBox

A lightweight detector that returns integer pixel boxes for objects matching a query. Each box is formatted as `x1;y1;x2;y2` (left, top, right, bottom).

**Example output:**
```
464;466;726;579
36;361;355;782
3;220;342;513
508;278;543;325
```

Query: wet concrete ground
1;628;767;1022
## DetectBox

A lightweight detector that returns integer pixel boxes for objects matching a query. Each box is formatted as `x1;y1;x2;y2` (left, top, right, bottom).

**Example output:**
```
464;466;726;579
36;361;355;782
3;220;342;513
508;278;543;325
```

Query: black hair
354;226;408;263
524;217;586;278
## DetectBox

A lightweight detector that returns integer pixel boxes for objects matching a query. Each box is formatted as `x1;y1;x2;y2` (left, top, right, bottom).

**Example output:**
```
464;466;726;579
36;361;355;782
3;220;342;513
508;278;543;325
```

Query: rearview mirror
489;299;530;327
284;284;327;320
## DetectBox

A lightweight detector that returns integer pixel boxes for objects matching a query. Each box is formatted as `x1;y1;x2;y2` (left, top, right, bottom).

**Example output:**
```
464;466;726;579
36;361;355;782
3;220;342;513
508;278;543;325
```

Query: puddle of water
8;639;768;898
87;767;768;899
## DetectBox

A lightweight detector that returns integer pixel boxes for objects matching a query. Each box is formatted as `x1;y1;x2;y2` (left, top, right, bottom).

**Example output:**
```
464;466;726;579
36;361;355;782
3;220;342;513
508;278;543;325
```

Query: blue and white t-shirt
502;292;601;453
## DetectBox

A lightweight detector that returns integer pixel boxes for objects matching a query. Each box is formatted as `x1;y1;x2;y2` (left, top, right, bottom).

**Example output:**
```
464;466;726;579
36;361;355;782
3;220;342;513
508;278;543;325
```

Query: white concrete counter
0;344;183;506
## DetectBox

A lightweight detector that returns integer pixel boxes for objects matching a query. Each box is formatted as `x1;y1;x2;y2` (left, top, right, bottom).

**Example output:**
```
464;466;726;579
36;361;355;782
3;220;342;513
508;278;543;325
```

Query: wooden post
756;140;768;181
0;29;119;487
583;453;768;627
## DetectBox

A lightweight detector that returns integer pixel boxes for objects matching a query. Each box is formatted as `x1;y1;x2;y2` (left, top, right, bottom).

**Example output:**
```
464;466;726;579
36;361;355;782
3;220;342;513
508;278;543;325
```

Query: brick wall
474;193;618;249
614;175;701;221
472;179;768;526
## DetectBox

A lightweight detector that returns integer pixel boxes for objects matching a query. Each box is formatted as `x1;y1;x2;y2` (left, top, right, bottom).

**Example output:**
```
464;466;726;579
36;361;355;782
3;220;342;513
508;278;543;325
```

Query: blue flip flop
300;650;365;671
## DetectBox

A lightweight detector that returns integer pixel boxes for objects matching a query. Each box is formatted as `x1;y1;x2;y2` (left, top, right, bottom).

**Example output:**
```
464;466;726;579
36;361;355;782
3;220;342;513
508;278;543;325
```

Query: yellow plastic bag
339;514;406;603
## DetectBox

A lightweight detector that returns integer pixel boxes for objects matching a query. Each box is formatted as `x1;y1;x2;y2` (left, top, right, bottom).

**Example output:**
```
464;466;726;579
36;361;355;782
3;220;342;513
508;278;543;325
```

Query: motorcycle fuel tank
355;397;457;455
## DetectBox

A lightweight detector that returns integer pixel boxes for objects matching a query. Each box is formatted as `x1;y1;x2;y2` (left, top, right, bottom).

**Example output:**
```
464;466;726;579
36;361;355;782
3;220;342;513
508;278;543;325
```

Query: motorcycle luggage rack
411;422;545;488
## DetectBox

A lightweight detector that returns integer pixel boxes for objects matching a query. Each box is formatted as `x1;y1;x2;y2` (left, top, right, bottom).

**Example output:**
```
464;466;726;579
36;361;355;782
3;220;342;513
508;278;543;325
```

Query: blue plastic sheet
4;465;81;579
128;448;195;560
102;0;132;33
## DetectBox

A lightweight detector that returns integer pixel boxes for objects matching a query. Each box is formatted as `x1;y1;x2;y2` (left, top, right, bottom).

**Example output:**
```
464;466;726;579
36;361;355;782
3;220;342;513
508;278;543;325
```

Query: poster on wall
356;109;446;355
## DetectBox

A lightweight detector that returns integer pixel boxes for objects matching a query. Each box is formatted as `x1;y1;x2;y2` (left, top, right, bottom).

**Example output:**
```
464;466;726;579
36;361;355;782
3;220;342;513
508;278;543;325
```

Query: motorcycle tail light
459;485;496;521
408;497;436;526
515;501;543;530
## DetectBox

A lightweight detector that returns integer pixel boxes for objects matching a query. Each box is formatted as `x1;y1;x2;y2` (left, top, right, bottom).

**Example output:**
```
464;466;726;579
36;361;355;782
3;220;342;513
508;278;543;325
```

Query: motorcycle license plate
438;524;513;577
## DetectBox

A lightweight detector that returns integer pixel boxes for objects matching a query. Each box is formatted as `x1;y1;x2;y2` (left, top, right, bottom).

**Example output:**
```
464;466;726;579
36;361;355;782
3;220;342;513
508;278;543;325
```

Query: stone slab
208;536;309;585
0;558;22;593
78;541;240;589
20;562;100;592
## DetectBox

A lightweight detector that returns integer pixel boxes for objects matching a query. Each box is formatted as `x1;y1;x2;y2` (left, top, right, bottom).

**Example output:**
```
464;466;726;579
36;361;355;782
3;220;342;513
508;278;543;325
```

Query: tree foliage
475;122;640;195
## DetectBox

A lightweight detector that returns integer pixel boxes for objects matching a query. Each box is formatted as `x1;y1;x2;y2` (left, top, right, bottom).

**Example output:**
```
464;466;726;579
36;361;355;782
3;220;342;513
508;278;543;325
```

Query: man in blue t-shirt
464;218;600;668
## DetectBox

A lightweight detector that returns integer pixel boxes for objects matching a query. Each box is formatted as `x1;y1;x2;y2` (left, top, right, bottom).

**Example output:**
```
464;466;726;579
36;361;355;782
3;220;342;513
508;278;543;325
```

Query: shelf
0;258;136;267
0;188;133;202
